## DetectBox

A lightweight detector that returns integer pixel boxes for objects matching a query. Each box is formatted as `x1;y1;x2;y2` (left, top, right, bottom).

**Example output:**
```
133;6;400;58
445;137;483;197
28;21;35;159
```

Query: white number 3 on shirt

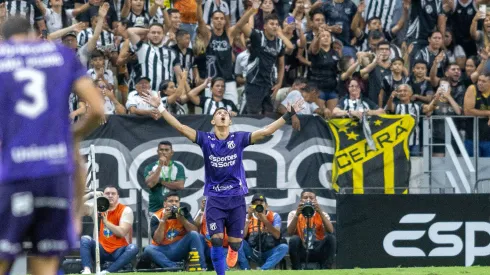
14;68;48;119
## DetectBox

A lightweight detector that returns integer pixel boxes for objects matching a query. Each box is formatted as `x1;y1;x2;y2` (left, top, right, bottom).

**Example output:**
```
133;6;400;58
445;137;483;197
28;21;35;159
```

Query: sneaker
81;269;91;274
226;246;238;268
100;271;110;275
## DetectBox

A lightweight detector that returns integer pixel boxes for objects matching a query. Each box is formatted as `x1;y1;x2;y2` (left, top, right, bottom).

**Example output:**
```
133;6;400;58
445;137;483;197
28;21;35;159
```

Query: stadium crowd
2;0;490;272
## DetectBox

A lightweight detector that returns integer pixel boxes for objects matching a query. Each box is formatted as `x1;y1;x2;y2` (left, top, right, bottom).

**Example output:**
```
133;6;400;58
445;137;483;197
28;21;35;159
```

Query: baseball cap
135;76;151;84
252;194;267;203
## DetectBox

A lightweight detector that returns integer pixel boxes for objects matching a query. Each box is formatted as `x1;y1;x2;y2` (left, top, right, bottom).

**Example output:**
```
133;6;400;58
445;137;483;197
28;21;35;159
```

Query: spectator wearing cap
242;194;288;270
126;76;161;119
61;31;78;50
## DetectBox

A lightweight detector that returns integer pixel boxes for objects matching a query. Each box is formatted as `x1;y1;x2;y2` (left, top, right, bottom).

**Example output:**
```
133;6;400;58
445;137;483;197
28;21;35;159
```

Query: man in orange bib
80;186;138;274
242;194;288;270
143;192;206;269
286;190;336;269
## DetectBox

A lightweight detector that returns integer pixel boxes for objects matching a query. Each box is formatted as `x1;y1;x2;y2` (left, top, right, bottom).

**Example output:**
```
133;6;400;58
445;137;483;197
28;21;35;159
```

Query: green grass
68;267;490;275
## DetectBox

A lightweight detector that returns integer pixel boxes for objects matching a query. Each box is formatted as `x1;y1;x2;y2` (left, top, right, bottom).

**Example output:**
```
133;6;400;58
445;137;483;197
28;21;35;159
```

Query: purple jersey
196;131;252;197
0;40;87;183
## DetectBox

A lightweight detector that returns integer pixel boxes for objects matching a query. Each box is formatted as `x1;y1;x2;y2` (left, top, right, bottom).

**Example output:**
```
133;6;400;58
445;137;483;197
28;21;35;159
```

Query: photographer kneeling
242;194;288;270
142;192;206;269
287;190;336;269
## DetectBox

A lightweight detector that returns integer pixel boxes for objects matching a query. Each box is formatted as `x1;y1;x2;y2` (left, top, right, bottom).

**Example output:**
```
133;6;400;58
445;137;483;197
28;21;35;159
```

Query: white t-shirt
281;90;319;115
126;90;159;111
87;68;115;85
235;50;250;77
45;7;74;33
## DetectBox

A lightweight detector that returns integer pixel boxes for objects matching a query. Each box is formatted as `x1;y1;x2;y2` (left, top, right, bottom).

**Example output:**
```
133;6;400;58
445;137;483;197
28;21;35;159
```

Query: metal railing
422;115;485;194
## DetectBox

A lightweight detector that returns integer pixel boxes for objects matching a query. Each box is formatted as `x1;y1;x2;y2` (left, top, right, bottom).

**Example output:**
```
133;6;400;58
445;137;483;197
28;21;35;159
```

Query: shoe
81;270;91;274
226;246;238;268
100;271;110;275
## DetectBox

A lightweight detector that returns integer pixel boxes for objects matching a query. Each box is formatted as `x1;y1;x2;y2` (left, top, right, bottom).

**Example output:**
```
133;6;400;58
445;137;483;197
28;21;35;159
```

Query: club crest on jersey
227;140;235;149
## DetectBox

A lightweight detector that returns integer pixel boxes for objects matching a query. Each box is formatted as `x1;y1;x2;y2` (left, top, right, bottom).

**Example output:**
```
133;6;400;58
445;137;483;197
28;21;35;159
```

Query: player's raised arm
250;99;304;144
142;93;197;142
72;77;105;140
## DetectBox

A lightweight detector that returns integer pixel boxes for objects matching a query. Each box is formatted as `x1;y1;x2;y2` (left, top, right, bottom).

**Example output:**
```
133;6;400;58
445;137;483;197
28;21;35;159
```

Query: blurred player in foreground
0;16;104;275
142;91;303;275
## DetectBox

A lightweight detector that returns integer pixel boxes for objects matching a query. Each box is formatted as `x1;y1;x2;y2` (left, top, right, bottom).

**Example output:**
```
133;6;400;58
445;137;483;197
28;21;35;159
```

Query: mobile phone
440;82;449;93
286;16;295;24
480;5;487;19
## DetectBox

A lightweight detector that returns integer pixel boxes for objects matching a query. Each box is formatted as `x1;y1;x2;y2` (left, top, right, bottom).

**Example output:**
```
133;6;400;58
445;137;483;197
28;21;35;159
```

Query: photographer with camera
242;194;288;270
80;186;138;274
142;192;207;269
287;190;336;270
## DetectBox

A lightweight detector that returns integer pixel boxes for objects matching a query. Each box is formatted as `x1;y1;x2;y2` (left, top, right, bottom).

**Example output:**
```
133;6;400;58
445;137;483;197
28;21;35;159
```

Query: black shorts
242;83;273;115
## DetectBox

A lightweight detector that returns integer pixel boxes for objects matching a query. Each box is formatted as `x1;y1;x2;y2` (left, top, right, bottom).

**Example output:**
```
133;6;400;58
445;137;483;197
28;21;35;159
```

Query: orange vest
200;214;229;248
247;211;275;234
296;212;325;242
152;208;188;245
174;0;197;23
99;203;130;253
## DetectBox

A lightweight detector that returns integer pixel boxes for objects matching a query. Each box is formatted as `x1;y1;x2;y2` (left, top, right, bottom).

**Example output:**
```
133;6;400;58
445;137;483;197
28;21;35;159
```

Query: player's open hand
142;92;162;108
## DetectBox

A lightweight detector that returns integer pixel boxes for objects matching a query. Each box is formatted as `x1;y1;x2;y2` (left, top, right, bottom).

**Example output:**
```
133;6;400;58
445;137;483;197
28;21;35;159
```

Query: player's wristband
157;103;166;113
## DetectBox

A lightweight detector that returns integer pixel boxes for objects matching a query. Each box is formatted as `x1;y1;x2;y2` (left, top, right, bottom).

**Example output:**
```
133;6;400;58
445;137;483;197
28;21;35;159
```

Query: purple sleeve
237;131;252;147
70;50;88;83
195;130;208;147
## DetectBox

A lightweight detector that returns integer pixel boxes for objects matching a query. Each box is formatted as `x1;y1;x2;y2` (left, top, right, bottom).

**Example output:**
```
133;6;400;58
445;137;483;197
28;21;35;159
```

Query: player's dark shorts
0;174;76;261
205;195;246;239
242;83;273;115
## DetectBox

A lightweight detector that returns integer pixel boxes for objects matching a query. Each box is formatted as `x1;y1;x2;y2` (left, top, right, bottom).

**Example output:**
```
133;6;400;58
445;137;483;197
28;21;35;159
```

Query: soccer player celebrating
142;94;303;275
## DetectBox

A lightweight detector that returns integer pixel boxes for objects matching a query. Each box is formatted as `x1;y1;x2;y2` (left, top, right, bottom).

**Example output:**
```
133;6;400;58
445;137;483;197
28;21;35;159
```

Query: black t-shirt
406;0;443;42
367;64;390;104
381;74;409;106
206;30;234;81
246;29;285;87
78;4;119;28
408;78;434;104
321;0;357;45
309;48;340;92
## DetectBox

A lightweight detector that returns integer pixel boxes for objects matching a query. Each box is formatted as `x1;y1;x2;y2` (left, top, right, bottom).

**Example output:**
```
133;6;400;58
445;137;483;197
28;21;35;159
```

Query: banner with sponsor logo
328;115;415;194
336;194;490;268
80;115;337;223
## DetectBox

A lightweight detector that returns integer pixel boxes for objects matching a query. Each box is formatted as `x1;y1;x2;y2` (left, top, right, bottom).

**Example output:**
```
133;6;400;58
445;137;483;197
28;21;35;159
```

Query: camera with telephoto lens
169;205;189;219
97;196;110;212
253;204;265;213
301;201;315;218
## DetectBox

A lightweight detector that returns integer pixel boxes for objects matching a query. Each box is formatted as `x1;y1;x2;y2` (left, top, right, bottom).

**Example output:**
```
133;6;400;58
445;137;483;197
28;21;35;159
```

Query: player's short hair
300;189;316;198
104;185;120;195
164;191;180;201
2;16;31;40
158;141;173;149
213;107;230;117
264;14;279;24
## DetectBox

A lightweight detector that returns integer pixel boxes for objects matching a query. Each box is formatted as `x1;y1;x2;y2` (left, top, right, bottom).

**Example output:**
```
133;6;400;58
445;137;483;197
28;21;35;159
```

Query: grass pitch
68;266;490;275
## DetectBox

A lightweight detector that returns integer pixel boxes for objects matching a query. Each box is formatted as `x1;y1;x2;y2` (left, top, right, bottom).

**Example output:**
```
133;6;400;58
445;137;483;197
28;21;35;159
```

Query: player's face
212;109;231;127
104;187;119;206
301;192;316;203
157;144;173;159
148;26;164;45
212;12;226;30
164;196;180;208
264;19;279;37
